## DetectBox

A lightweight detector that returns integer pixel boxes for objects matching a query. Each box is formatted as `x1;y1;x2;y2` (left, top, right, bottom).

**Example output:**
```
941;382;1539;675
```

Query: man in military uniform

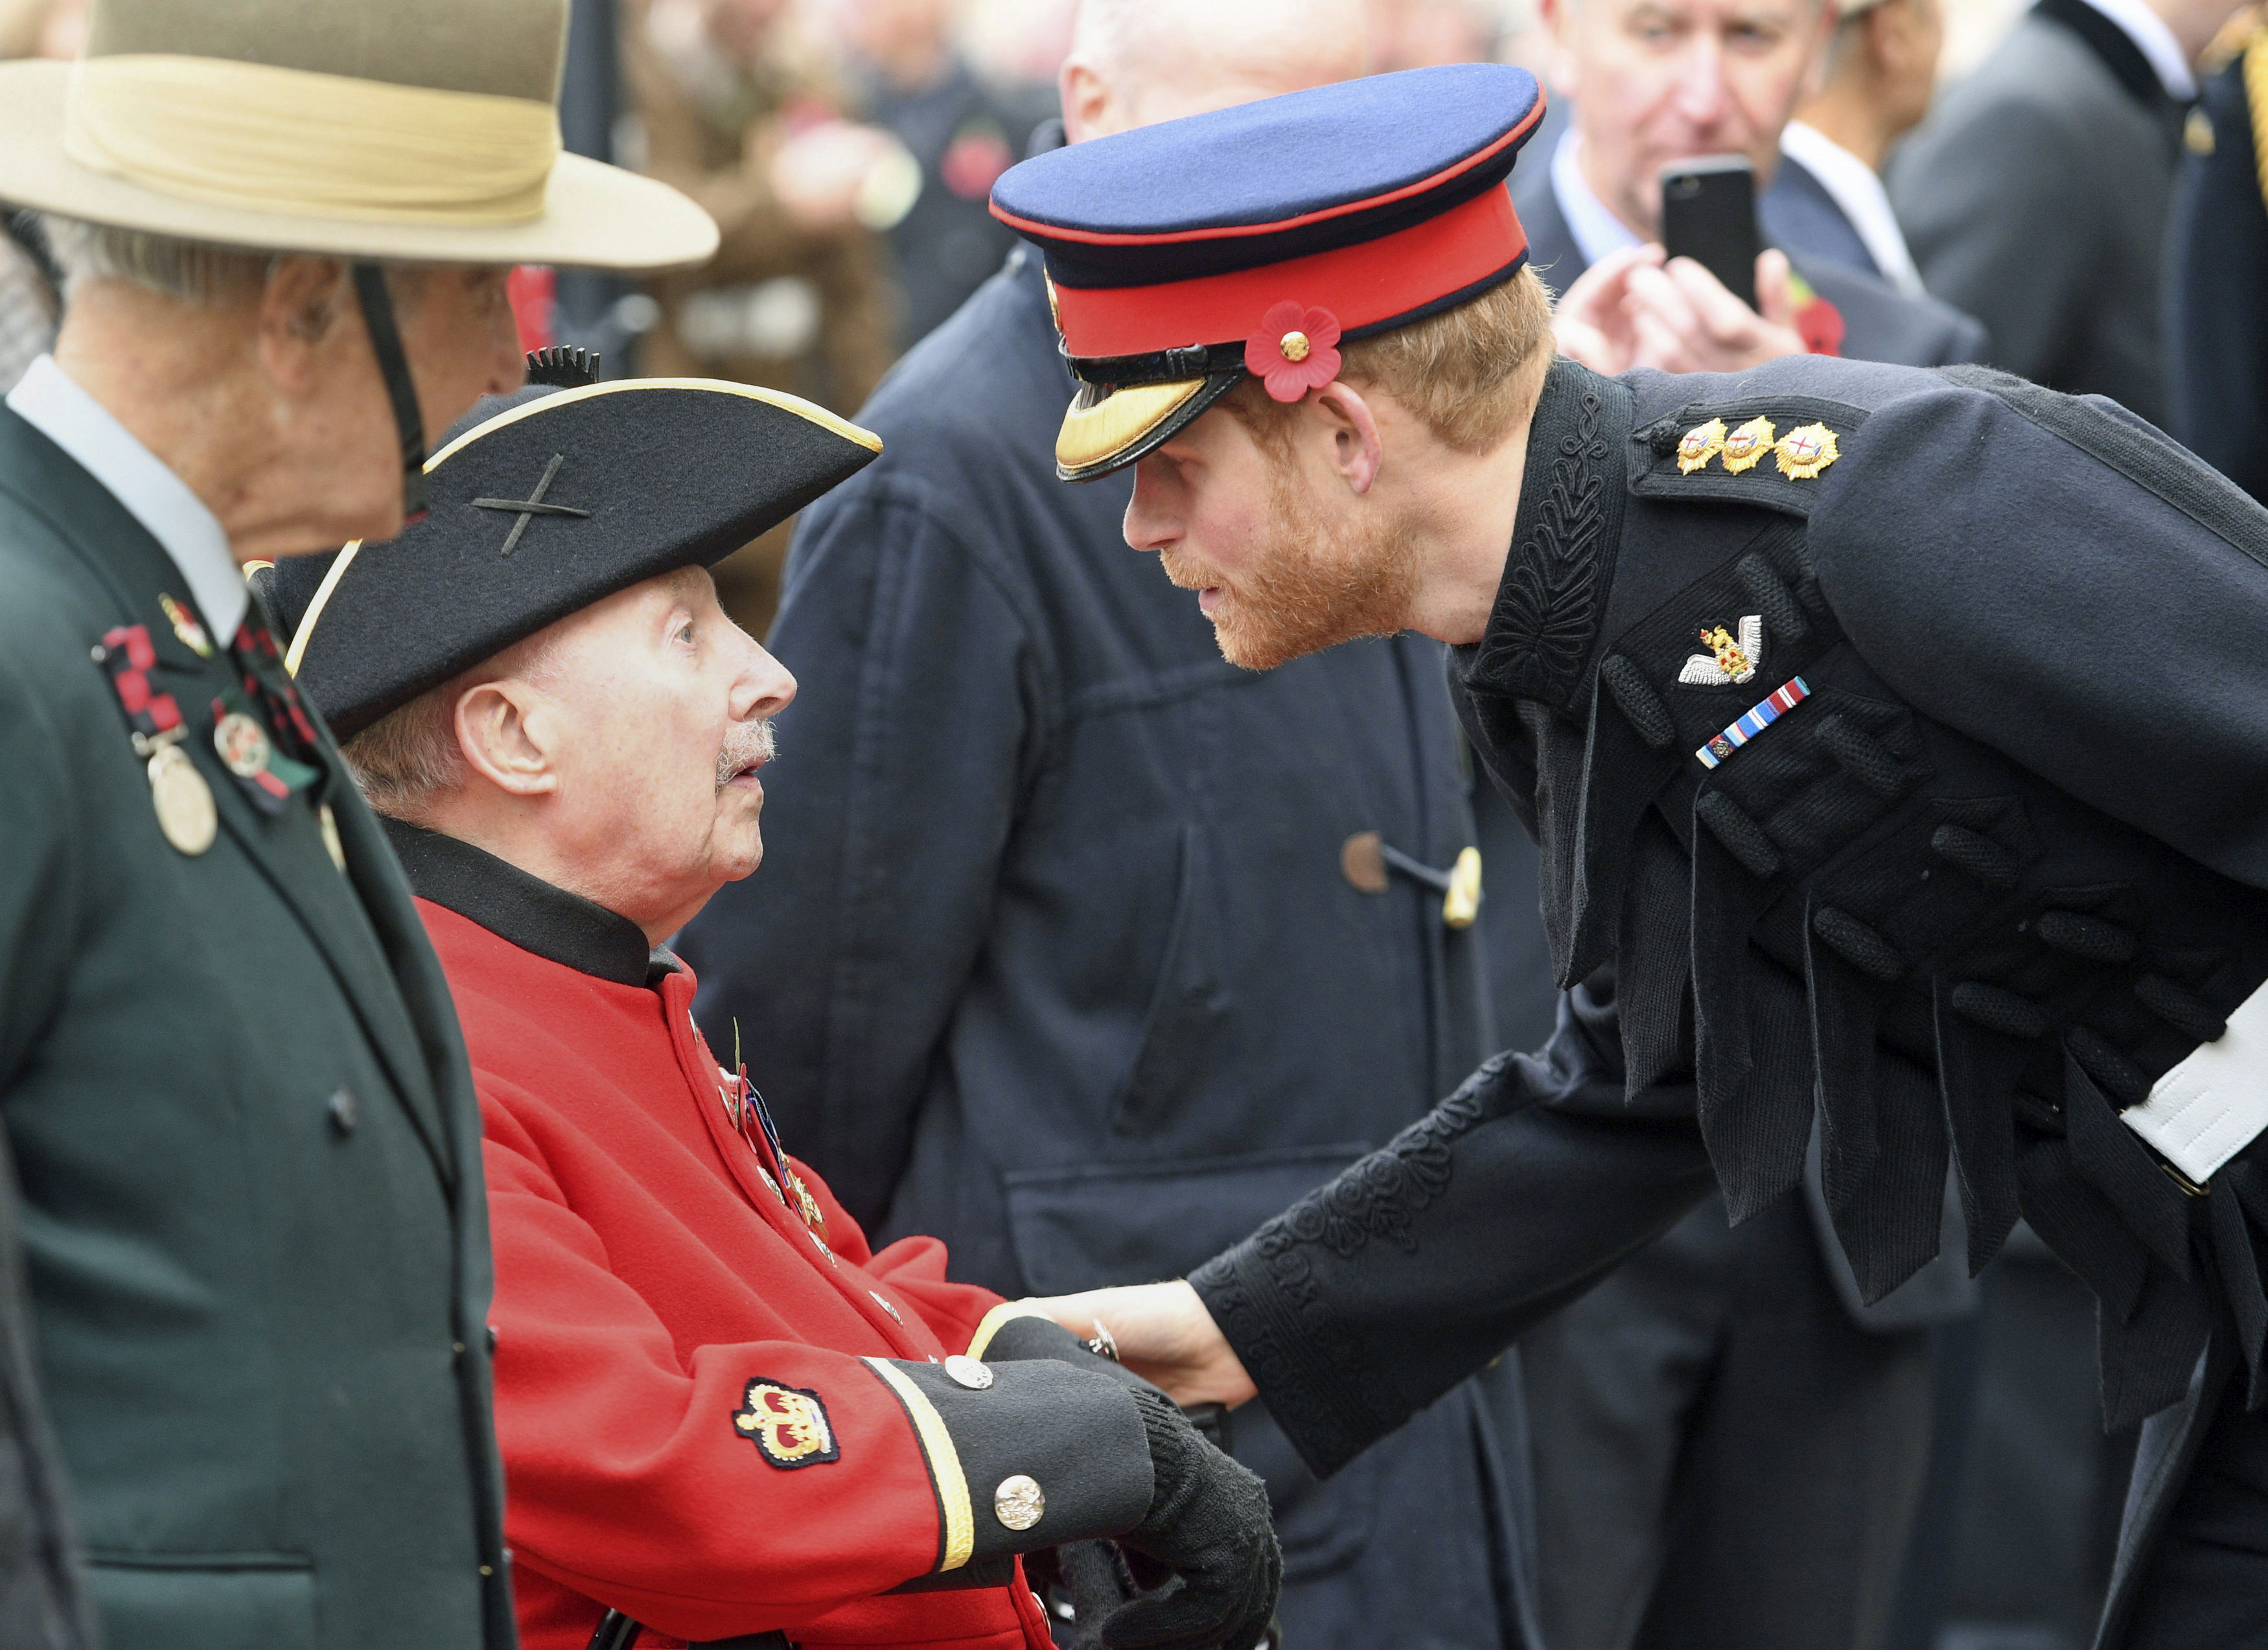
982;65;2268;1650
257;354;1279;1650
0;2;716;1645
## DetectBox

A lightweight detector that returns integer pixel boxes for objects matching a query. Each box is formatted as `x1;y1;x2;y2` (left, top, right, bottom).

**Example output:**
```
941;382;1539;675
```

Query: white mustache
716;719;777;788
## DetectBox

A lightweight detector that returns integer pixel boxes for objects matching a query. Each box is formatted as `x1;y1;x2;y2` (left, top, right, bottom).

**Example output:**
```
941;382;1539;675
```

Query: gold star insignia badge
1676;417;1727;474
1721;415;1777;474
1776;422;1840;479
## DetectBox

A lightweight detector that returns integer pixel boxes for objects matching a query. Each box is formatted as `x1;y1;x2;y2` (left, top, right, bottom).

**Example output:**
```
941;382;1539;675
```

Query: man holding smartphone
1533;0;1981;377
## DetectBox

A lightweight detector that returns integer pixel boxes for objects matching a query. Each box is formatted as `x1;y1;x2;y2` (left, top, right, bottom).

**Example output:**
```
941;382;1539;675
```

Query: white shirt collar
5;354;246;642
1551;131;1644;270
1778;122;1926;297
2067;0;2196;99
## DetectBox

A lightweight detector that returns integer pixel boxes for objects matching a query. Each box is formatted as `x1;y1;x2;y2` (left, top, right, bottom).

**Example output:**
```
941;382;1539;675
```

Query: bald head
1060;0;1369;143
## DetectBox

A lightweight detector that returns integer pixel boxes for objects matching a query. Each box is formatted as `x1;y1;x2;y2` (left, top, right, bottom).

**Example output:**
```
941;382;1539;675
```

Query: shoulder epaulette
1626;395;1870;515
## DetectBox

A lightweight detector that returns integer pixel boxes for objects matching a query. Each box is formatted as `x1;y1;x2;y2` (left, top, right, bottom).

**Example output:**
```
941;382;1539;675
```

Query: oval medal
213;711;272;779
148;744;216;855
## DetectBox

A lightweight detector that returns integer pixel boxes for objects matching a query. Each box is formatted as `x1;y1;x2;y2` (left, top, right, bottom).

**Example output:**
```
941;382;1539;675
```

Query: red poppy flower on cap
1245;301;1343;402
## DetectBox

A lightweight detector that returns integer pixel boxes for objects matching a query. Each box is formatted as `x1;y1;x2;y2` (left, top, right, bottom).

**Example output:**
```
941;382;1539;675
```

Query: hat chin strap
349;264;430;521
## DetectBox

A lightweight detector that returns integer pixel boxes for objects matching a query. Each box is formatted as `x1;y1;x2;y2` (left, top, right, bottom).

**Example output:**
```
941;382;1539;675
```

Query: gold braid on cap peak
1055;379;1205;475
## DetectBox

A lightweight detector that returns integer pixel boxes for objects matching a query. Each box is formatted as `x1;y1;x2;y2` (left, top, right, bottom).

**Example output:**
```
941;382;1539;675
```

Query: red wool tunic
420;896;1055;1650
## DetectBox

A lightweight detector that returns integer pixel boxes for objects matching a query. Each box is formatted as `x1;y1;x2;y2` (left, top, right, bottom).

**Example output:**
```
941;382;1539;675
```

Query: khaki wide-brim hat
0;0;718;271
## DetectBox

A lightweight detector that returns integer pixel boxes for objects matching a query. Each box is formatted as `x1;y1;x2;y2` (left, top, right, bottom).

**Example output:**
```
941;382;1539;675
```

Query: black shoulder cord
349;262;430;522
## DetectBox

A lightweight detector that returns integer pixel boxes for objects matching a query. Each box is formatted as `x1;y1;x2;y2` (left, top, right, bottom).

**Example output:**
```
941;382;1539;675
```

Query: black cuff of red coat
870;1357;1153;1570
1188;1241;1403;1480
974;1312;1166;1400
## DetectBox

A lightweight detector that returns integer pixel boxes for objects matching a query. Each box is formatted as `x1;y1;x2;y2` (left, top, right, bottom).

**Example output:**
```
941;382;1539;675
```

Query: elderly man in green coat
0;2;715;1646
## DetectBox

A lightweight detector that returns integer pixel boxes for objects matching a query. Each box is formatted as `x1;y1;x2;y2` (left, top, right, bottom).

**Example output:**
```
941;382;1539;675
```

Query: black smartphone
1661;156;1761;309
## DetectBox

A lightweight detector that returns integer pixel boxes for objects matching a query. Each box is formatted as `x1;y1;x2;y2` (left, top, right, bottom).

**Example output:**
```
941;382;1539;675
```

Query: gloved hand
1025;1539;1136;1650
1104;1386;1280;1650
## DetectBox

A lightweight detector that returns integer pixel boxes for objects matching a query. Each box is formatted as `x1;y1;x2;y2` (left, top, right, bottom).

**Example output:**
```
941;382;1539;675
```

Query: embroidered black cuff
1188;1240;1396;1480
862;1356;1153;1572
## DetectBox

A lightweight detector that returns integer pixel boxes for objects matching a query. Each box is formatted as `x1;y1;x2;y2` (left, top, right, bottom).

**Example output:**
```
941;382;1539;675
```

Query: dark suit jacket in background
679;248;1535;1650
1761;154;1886;283
2166;45;2268;504
1889;0;2187;424
0;410;513;1650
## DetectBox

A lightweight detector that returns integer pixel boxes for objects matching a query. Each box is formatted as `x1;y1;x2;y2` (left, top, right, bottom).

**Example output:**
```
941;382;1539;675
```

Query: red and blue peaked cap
988;64;1546;481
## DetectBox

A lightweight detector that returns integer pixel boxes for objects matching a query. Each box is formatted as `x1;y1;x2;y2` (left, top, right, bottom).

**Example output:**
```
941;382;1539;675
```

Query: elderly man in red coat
254;353;1279;1650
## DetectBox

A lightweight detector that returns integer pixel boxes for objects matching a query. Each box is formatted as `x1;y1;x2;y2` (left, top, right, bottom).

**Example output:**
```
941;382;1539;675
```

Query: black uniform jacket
1510;156;1991;1332
0;410;514;1650
678;249;1523;1646
1191;354;2268;1623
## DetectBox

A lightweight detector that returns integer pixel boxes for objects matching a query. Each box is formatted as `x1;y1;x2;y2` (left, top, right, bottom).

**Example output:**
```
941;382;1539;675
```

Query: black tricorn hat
259;371;880;741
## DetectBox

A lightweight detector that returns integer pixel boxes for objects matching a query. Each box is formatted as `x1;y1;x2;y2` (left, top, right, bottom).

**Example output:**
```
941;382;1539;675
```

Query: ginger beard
1161;441;1421;671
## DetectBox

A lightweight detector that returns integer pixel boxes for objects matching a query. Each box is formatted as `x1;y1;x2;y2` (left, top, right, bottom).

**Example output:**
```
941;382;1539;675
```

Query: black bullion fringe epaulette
1450;359;2268;1431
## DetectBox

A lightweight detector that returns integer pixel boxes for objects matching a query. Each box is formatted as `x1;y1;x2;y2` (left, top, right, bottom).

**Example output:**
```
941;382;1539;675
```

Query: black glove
980;1312;1164;1399
1104;1386;1280;1650
1025;1539;1137;1650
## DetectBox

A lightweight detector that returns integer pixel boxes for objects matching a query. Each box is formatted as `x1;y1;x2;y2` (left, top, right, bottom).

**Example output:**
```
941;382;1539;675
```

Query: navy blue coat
680;248;1533;1649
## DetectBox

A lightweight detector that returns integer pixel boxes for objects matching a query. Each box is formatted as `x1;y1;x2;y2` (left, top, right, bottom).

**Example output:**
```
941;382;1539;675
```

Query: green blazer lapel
0;412;459;1185
198;735;458;1186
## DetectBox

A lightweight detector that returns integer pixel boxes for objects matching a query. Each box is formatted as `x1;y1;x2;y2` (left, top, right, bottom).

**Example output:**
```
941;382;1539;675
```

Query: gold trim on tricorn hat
285;377;880;677
260;371;882;739
0;0;717;270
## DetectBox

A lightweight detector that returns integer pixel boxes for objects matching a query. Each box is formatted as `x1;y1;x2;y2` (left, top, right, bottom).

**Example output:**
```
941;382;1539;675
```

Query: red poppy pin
1245;301;1343;402
1786;273;1845;357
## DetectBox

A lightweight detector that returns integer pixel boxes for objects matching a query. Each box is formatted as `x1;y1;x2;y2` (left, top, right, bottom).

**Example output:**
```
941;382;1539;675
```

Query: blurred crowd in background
5;3;2262;1648
0;0;2061;633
